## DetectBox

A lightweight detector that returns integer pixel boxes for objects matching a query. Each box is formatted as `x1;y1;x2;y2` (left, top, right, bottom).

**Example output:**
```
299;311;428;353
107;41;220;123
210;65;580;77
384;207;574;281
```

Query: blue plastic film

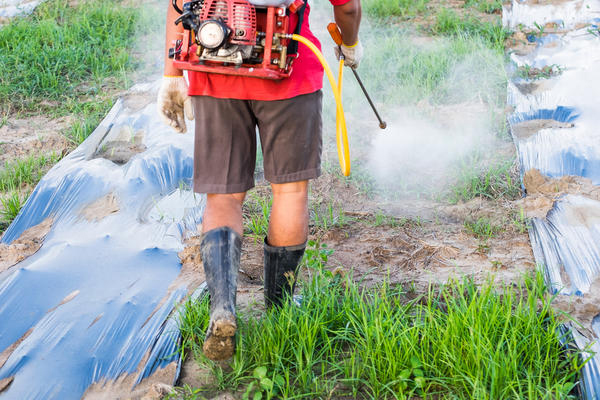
505;0;600;397
0;82;205;399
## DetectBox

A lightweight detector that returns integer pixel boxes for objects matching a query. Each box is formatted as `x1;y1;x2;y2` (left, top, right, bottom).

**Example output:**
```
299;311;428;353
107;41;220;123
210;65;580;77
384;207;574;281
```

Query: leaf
243;382;256;400
399;369;411;380
410;355;422;368
413;368;424;378
260;377;273;391
414;376;426;388
274;375;285;387
253;366;268;379
253;391;263;400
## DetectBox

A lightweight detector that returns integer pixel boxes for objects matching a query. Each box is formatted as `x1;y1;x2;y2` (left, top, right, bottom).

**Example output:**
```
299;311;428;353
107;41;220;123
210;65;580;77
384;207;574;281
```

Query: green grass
311;201;352;231
176;245;585;399
0;191;28;226
362;0;429;19
464;0;503;14
464;216;502;239
0;0;151;112
65;99;115;145
355;26;507;108
448;157;521;203
0;153;61;192
243;191;272;241
430;9;510;53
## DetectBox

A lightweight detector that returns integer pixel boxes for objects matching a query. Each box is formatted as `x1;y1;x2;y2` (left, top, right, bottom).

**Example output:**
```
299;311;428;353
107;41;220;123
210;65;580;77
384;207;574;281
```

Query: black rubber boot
201;226;241;361
263;238;306;308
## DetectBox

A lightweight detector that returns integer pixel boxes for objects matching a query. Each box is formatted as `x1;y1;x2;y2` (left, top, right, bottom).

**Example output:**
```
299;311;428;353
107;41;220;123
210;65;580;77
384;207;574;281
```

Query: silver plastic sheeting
0;82;205;398
505;0;600;398
0;0;42;20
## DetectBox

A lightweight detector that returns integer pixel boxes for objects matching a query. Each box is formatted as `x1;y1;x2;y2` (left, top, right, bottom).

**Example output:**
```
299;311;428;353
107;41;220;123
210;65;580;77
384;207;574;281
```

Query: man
158;0;362;361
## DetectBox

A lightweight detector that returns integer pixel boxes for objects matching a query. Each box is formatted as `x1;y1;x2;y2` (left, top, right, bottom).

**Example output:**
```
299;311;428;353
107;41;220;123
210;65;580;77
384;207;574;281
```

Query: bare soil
0;115;71;166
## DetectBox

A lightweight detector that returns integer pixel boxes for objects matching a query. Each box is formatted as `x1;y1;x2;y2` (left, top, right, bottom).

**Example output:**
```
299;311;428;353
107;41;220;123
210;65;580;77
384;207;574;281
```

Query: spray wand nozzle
327;23;386;130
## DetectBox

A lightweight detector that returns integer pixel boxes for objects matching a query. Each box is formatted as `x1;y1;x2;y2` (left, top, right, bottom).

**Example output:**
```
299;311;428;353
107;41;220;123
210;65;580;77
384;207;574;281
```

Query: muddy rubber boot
263;239;306;309
201;227;241;361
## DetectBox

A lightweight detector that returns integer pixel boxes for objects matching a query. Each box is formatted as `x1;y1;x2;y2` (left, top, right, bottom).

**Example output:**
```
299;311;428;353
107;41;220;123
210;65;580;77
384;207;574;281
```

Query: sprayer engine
170;0;304;79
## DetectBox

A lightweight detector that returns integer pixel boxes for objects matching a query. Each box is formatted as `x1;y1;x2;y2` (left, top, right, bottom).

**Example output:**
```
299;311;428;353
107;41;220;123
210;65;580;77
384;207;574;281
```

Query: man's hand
334;39;363;69
157;76;194;133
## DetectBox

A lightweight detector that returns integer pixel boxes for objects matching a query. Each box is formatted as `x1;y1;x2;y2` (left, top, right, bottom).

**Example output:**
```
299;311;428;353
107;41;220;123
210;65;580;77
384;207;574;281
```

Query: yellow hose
291;34;350;176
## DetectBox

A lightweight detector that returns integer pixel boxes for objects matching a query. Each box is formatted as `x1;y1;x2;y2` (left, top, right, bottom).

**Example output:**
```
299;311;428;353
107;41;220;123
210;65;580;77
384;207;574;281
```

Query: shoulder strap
287;1;306;55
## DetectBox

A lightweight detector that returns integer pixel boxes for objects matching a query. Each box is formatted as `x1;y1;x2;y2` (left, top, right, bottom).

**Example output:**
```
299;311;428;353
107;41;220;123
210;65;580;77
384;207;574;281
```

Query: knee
271;181;308;199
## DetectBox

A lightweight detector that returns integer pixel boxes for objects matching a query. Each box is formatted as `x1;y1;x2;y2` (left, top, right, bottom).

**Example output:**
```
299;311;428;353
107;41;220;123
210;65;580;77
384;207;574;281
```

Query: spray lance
327;23;387;130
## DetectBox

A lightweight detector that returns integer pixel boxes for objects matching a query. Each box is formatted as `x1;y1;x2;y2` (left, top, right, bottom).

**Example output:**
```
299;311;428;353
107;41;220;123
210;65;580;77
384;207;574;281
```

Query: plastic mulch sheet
0;82;205;399
504;0;600;398
0;0;42;20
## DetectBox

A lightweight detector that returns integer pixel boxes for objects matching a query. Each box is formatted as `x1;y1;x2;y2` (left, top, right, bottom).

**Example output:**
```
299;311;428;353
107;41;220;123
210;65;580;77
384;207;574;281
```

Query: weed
518;64;564;80
363;0;429;19
464;216;501;239
464;0;502;14
371;211;407;227
0;191;27;224
430;9;510;52
243;191;272;240
448;157;521;203
311;201;350;231
0;153;61;192
242;366;285;400
512;206;531;234
178;244;586;399
66;99;114;145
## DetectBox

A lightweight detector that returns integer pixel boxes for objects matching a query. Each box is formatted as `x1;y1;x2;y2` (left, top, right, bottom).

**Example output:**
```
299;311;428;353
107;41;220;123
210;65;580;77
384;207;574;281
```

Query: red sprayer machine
169;0;305;79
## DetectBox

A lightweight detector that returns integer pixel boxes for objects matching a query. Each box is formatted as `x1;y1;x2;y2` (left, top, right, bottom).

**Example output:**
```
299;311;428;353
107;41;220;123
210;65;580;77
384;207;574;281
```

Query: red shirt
188;0;348;100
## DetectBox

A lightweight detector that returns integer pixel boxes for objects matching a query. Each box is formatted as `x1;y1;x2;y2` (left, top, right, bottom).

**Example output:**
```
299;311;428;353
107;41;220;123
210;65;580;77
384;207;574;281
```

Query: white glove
157;76;194;133
334;39;363;69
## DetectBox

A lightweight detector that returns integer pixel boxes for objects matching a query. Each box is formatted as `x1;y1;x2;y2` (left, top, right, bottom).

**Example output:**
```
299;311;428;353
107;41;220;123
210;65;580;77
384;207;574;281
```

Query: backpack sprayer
169;0;385;176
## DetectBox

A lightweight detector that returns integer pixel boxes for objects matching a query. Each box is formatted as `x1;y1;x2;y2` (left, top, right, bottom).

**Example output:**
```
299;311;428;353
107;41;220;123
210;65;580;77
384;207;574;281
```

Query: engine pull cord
290;34;351;176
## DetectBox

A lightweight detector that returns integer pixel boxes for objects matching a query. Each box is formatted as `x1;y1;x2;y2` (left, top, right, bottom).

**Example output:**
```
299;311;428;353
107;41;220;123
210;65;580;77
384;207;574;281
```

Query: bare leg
268;180;309;246
202;192;246;235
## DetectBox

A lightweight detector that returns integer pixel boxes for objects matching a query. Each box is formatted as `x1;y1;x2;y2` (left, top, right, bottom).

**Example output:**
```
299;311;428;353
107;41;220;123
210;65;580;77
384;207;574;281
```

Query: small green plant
311;201;350;230
0;191;27;224
464;0;502;14
533;21;546;36
243;191;272;240
242;366;285;400
518;64;564;80
512;206;531;233
464;217;502;239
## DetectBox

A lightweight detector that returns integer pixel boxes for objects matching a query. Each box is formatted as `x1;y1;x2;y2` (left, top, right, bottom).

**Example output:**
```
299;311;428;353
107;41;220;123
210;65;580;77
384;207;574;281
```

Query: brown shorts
192;90;322;194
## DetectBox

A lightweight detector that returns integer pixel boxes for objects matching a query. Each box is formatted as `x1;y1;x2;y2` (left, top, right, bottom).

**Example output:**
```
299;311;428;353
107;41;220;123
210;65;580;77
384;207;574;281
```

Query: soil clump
0;217;52;273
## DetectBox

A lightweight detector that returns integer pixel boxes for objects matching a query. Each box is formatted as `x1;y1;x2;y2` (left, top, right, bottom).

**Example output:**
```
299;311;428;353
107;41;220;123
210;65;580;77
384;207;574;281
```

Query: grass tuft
362;0;429;19
430;9;510;52
177;244;585;399
448;157;521;203
0;153;61;192
0;191;28;226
